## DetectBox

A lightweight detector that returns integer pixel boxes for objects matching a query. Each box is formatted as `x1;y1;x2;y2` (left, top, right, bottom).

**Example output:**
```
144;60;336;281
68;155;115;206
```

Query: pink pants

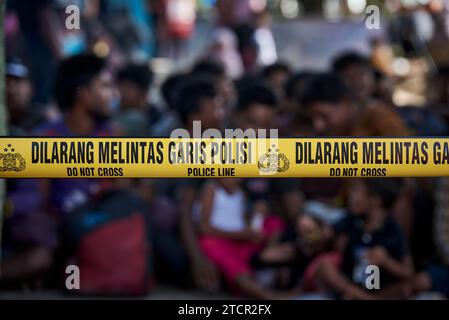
200;216;284;284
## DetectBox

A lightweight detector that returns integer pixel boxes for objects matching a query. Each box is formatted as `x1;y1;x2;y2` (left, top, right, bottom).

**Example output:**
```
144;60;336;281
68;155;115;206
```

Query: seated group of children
197;178;448;300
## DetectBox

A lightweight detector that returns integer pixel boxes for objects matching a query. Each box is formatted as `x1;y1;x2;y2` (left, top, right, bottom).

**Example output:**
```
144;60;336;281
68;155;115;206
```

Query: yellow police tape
1;137;449;178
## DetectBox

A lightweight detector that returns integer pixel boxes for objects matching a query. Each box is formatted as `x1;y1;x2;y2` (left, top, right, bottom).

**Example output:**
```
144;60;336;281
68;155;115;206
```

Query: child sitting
316;179;414;299
198;178;284;299
251;209;340;298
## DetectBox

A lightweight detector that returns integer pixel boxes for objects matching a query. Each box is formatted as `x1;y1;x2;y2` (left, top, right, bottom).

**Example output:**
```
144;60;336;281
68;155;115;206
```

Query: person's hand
253;200;269;216
191;255;220;292
246;229;265;243
261;243;295;262
366;246;388;266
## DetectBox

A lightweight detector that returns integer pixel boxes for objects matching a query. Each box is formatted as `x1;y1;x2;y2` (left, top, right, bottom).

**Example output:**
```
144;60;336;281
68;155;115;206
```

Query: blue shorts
427;265;449;298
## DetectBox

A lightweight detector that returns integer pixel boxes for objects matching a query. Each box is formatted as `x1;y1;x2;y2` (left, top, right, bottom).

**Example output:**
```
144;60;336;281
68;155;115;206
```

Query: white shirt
208;186;246;232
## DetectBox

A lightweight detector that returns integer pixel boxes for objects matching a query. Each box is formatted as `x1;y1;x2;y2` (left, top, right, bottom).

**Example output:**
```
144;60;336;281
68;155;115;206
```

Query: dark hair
234;73;261;92
332;51;372;73
54;54;106;111
284;71;315;100
298;73;351;107
364;179;403;210
160;73;189;110
174;76;218;124
261;62;291;79
237;81;278;111
191;60;226;78
117;64;153;90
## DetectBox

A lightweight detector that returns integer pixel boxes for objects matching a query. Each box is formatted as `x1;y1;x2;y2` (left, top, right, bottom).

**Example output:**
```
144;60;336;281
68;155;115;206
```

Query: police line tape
1;137;449;178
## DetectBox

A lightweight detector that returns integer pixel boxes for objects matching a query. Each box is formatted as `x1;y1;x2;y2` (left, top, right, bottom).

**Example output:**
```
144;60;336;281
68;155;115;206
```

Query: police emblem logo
258;145;290;174
0;144;26;172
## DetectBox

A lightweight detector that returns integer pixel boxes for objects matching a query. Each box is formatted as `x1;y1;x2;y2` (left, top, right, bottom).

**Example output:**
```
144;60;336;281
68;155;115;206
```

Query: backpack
63;190;154;296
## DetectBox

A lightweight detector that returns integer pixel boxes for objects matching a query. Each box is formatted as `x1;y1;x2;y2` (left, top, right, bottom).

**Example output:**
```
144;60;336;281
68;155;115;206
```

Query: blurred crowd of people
2;0;449;299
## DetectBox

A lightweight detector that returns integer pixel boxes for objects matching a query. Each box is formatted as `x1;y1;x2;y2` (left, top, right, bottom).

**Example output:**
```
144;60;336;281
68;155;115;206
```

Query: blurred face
296;215;331;254
84;70;118;119
267;71;289;101
348;180;371;216
429;0;445;13
196;96;226;129
375;75;394;103
297;215;322;241
217;76;236;109
118;80;147;110
309;100;354;136
341;65;375;99
6;76;32;119
241;104;275;131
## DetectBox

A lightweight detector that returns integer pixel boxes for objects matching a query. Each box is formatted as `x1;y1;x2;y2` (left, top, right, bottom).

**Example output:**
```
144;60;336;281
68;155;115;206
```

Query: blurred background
2;0;449;300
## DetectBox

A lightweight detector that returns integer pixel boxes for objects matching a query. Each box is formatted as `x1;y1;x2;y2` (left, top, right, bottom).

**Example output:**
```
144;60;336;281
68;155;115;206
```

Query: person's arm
1;246;54;282
255;242;297;266
366;247;414;280
179;183;220;292
199;184;258;242
315;258;375;300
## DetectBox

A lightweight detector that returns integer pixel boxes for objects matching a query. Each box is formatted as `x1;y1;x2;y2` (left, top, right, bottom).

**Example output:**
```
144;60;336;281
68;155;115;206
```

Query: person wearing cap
1;60;58;288
6;59;45;135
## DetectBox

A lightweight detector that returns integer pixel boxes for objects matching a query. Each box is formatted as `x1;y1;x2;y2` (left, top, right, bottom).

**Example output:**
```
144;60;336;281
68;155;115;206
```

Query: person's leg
234;274;277;299
411;272;432;292
1;246;53;283
375;282;411;299
225;241;301;299
315;259;374;300
411;266;449;298
302;252;342;293
200;237;255;280
201;237;283;299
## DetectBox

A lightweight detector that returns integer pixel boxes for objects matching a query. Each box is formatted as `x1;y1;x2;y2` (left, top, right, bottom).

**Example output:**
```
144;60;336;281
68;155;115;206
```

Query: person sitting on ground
168;77;226;292
234;81;304;225
316;179;414;300
297;73;414;236
198;178;285;299
251;209;341;298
